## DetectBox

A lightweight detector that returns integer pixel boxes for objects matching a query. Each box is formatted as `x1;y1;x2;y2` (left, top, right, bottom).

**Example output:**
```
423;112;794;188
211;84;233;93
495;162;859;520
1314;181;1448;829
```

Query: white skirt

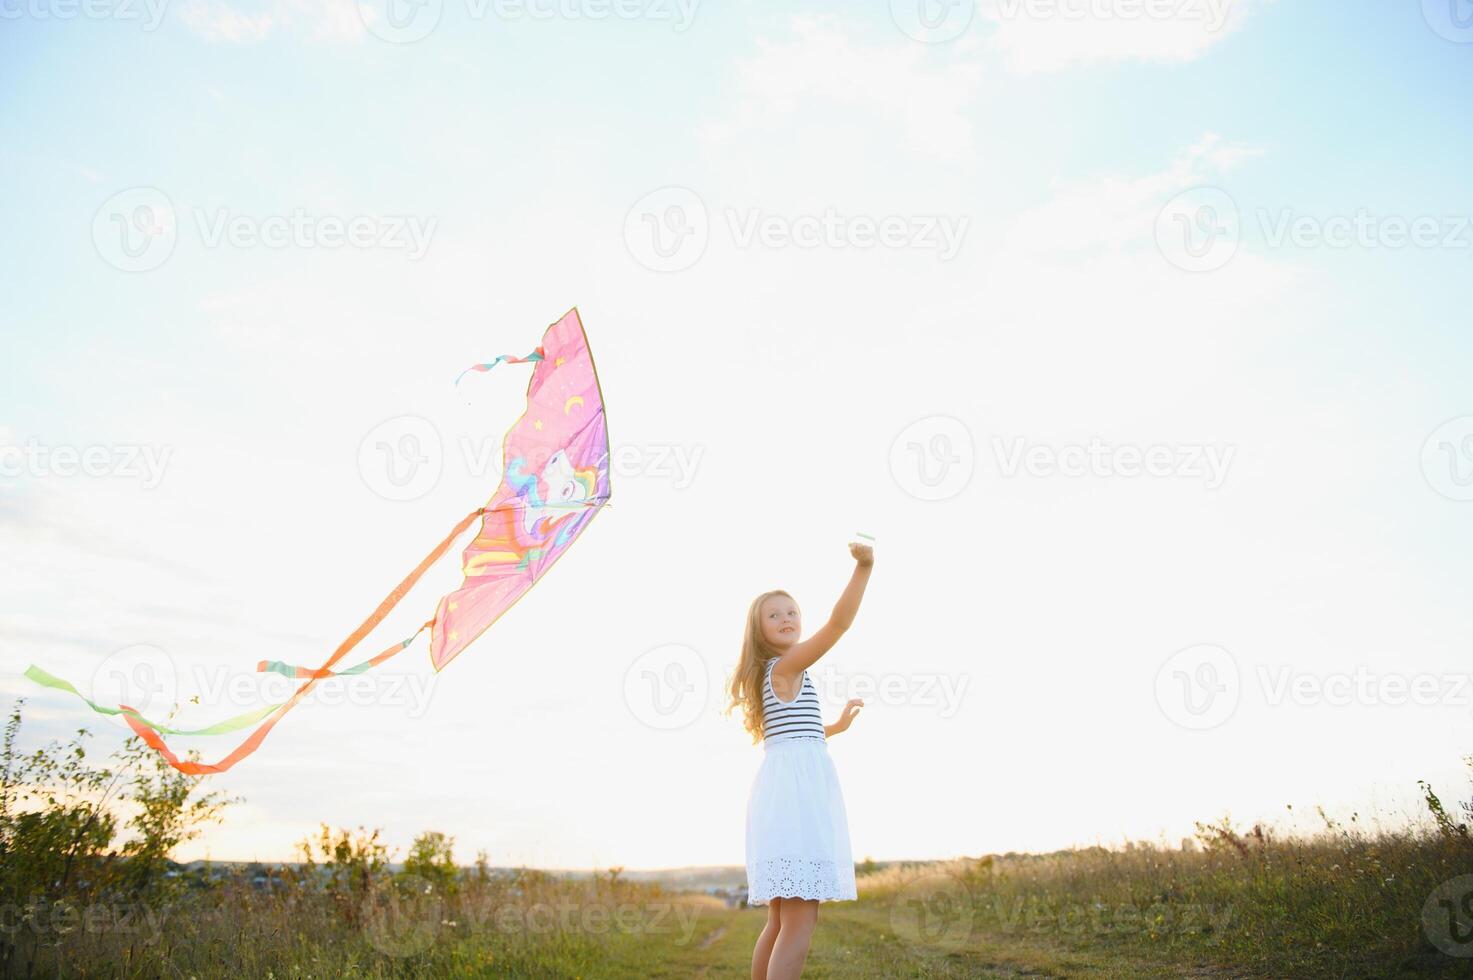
745;738;857;905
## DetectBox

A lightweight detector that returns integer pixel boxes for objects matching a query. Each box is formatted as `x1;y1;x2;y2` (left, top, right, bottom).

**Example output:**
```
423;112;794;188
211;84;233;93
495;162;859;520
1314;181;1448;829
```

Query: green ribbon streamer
22;665;287;737
255;659;375;678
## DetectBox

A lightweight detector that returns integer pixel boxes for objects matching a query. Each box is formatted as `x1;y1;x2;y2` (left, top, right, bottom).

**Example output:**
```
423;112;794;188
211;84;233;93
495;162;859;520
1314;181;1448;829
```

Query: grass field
6;703;1473;978
9;835;1473;978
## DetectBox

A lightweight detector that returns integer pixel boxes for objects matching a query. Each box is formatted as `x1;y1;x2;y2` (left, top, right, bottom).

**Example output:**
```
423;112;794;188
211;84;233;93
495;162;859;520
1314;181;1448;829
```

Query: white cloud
982;0;1267;73
1008;131;1264;253
179;0;276;41
701;16;984;163
286;0;370;41
178;0;366;43
900;130;1298;418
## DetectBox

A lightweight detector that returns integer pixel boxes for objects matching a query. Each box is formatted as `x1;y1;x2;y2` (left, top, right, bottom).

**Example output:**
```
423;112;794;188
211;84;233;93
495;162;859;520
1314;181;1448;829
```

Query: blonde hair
725;589;793;744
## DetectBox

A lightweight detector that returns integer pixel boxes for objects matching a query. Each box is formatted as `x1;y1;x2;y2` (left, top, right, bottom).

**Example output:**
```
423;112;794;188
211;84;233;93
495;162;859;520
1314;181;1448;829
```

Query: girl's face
759;595;801;649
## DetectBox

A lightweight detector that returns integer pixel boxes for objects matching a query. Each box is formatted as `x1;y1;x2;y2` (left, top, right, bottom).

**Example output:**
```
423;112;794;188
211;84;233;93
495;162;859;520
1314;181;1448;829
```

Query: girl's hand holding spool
849;542;874;567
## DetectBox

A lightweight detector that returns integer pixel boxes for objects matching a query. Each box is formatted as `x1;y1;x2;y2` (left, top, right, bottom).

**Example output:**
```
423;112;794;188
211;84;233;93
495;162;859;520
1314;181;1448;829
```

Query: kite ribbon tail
22;664;285;736
124;505;487;776
453;346;546;385
256;623;431;680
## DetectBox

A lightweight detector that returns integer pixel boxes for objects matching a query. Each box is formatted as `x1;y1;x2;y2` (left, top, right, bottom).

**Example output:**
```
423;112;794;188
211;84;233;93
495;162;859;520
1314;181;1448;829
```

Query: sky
3;0;1473;871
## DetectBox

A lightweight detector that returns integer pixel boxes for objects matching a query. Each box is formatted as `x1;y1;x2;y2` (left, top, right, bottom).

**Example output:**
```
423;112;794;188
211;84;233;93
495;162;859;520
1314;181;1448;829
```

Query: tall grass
859;807;1473;976
7;843;725;977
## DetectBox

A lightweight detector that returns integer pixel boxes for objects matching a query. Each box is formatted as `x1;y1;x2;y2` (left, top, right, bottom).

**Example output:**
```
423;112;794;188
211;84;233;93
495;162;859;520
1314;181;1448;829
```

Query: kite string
119;505;489;776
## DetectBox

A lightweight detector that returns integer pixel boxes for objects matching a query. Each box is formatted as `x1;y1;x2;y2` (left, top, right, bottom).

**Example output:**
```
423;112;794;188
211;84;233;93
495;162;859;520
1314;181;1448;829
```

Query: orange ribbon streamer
122;506;486;775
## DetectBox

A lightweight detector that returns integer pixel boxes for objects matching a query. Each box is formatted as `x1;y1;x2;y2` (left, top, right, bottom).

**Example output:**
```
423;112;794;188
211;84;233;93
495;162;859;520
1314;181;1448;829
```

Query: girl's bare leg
751;897;782;980
767;898;818;980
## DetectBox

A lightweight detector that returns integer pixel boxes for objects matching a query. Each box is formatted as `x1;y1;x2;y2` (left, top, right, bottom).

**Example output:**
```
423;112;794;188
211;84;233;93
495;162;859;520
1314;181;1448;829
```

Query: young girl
727;541;874;980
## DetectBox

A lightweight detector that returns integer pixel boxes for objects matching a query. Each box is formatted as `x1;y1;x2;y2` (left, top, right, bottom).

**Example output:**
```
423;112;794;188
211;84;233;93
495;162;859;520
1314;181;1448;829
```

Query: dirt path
644;903;1255;979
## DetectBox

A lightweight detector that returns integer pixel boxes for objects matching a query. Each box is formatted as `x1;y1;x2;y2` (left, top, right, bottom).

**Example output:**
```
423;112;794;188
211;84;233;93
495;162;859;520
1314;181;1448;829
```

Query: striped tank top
761;657;825;744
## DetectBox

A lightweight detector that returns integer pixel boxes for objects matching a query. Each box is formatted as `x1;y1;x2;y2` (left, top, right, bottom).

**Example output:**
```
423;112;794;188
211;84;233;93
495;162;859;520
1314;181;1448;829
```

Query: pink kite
25;307;611;774
431;308;611;671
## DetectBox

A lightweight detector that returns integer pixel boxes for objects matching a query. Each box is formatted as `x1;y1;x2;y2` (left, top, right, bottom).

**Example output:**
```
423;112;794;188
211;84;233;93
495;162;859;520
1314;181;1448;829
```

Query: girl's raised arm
774;543;874;684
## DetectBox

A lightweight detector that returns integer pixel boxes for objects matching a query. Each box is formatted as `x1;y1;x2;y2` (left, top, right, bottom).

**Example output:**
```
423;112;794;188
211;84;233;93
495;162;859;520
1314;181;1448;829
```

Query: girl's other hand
836;698;864;732
849;542;874;567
